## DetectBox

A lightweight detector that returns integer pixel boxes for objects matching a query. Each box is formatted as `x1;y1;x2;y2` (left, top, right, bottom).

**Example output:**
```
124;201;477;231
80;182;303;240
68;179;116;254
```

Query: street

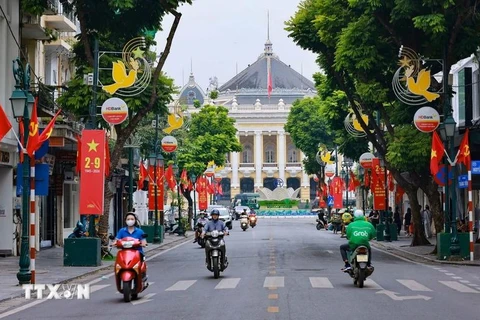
1;219;479;320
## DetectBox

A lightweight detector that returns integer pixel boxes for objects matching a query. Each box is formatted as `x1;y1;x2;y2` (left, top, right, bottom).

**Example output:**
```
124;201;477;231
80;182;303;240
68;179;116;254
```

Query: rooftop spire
264;11;273;55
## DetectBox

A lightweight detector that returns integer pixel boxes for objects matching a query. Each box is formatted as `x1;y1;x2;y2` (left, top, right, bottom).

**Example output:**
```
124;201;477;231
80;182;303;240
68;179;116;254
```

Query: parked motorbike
346;245;374;288
249;215;257;228
204;230;228;279
315;218;325;230
240;216;249;231
68;221;86;238
110;234;149;302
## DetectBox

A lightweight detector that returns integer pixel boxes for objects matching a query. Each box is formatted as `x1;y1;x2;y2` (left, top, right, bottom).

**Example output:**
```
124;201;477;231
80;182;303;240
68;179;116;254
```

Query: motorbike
240;216;249;231
110;234;149;302
249;215;257;228
346;245;374;288
196;221;207;248
204;230;228;279
315;218;326;230
68;221;86;238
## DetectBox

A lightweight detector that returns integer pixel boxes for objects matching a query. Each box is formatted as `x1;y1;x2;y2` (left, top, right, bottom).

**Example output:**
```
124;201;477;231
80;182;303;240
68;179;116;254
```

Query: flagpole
29;152;36;284
468;166;474;261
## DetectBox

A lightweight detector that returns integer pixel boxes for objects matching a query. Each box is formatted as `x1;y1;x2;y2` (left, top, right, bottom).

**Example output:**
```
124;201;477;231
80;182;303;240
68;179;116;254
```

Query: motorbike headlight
211;230;219;237
115;264;121;274
121;241;134;248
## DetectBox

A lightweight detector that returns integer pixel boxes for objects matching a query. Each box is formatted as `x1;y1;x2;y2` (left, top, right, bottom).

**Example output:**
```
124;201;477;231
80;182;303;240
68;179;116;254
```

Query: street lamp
341;158;353;209
10;58;34;284
358;166;366;212
378;156;391;242
444;115;460;256
173;164;185;236
149;153;163;243
191;174;197;225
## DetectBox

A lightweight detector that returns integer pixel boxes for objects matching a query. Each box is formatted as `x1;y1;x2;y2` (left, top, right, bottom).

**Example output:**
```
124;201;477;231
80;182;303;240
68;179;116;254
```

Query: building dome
178;73;206;106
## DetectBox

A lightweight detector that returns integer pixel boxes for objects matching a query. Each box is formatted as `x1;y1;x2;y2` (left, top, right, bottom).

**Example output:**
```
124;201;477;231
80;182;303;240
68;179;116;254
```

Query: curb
0;235;192;303
371;241;480;267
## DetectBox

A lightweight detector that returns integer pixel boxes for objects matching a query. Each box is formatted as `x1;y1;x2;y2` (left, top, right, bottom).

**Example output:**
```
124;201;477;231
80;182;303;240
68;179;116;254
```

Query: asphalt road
1;219;480;320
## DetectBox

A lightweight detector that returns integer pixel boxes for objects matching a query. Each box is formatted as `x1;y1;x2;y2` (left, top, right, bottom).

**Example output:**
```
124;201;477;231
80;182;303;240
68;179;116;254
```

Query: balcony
45;37;72;53
21;14;49;40
43;3;77;32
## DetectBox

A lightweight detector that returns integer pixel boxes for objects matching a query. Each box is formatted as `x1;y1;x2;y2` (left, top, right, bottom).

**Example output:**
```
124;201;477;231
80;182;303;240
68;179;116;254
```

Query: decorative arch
288;144;298;162
265;143;275;163
240;178;254;193
242;144;253;163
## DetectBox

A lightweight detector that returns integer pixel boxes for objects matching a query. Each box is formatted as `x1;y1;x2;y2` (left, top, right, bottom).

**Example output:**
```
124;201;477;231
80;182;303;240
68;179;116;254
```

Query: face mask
126;219;135;227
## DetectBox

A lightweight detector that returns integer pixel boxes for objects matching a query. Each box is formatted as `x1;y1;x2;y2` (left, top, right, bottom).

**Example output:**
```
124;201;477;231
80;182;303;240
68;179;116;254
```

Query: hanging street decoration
413;106;440;133
344;110;370;138
101;37;152;97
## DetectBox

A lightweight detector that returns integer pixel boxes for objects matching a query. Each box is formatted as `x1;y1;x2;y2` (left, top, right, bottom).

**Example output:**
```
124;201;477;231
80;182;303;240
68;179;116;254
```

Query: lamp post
379;157;391;242
191;174;197;225
10;58;35;284
149;153;163;243
173;163;185;236
341;158;353;209
316;150;326;209
444;115;460;256
358;166;366;212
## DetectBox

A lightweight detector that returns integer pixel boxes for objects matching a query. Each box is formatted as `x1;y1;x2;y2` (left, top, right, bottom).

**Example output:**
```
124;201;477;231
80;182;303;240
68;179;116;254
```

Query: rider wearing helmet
201;209;230;266
194;211;209;243
340;209;376;272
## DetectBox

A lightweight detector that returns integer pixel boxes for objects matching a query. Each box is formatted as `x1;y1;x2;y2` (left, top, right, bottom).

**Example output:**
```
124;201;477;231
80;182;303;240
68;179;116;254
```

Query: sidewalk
0;233;192;302
371;234;480;266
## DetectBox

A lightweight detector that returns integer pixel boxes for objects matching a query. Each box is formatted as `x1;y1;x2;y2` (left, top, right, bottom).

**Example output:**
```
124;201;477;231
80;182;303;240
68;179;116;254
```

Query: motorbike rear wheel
213;256;220;279
358;268;365;288
123;280;132;302
316;223;322;230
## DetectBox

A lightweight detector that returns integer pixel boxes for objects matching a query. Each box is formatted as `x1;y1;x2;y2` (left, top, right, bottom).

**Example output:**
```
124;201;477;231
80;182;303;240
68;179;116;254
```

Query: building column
301;152;309;187
277;129;286;183
254;131;262;188
231;149;240;188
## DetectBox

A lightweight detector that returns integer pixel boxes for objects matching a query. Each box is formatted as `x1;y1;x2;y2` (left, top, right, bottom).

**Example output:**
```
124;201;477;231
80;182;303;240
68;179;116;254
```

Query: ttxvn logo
23;284;90;300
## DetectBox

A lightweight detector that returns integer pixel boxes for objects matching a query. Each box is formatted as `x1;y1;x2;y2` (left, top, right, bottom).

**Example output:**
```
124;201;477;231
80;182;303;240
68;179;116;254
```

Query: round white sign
101;98;128;125
161;136;178;153
414;107;440;133
359;152;375;169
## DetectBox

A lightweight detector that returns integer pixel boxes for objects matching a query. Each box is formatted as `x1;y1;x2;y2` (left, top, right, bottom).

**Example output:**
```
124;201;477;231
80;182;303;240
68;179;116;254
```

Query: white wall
0;168;13;252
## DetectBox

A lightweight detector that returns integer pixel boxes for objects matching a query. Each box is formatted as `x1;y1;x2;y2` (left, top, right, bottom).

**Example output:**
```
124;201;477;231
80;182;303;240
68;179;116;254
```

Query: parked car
207;205;233;230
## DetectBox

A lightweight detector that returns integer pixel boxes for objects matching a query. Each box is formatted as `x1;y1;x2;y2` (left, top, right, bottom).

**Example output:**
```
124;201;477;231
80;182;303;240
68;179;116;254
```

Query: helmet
354;209;364;218
211;209;220;216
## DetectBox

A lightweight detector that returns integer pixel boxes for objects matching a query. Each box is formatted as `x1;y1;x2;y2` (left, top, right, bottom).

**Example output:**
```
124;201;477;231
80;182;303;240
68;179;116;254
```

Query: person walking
422;205;432;238
394;206;402;236
404;208;412;236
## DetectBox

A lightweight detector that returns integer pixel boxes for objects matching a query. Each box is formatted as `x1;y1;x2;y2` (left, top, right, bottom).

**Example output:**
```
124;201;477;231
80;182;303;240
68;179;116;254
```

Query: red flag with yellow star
165;164;176;190
457;129;471;170
430;131;445;175
79;130;106;215
27;108;61;157
138;161;147;189
26;98;39;157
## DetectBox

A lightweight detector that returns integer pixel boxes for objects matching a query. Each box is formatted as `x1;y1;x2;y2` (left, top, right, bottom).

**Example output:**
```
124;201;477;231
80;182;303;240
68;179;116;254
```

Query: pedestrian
394;206;402;236
404;208;412;236
369;210;379;229
422;205;432;238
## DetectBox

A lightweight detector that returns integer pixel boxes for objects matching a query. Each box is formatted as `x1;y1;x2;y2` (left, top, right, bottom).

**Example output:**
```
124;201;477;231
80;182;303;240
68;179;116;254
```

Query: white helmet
354;209;364;218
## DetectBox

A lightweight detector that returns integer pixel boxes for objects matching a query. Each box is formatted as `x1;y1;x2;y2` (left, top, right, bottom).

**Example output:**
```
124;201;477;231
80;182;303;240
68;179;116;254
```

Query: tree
50;0;192;249
286;0;480;245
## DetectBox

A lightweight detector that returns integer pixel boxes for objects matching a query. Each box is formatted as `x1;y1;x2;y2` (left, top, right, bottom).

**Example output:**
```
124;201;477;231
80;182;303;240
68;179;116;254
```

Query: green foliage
176;105;242;176
259;200;300;209
21;0;48;15
386;125;430;173
209;90;219;100
193;100;201;108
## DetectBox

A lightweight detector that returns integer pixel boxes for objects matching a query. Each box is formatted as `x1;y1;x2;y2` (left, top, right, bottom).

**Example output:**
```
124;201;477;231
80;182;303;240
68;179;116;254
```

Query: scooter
204;230;228;279
110;234;149;302
249;215;257;228
240;216;249;231
316;218;325;230
346;245;374;288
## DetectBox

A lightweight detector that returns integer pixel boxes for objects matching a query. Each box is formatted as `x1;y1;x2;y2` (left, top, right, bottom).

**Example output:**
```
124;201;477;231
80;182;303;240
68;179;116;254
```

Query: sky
153;0;320;91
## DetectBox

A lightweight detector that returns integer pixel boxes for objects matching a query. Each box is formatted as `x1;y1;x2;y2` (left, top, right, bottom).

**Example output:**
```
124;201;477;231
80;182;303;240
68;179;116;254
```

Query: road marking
445;273;455;276
396;280;432;292
376;290;431;301
438;269;448;272
460;280;470;283
326;250;333;254
269;271;276;275
0;300;45;319
439;281;480;293
467;283;479;287
268;294;278;299
309;277;333;288
452;277;463;280
165;280;197;291
264;277;284;288
268;287;277;290
267;306;279;313
215;278;240;289
131;293;156;305
90;284;111;293
365;279;383;290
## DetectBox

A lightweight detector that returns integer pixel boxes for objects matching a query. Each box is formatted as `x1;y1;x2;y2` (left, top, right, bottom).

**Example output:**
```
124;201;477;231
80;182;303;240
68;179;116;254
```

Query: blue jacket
116;227;145;254
203;219;228;233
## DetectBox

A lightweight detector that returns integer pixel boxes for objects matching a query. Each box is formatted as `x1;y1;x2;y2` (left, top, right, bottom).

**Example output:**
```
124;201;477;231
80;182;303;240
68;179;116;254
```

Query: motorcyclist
194;211;209;243
241;208;249;219
340;209;376;272
317;209;327;227
68;221;86;238
341;210;353;237
201;209;229;266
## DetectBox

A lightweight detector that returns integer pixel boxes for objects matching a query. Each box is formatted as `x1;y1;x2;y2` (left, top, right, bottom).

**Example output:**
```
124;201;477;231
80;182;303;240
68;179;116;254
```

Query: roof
218;41;316;92
178;73;206;105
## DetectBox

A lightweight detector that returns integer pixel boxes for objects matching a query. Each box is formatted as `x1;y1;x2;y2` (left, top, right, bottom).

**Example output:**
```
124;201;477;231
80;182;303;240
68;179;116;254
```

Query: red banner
79;130;106;215
372;158;386;210
198;188;208;210
148;165;164;211
331;177;343;209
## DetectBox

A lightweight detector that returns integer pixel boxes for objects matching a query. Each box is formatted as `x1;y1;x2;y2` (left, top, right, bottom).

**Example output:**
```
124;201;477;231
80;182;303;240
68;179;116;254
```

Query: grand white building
173;37;317;202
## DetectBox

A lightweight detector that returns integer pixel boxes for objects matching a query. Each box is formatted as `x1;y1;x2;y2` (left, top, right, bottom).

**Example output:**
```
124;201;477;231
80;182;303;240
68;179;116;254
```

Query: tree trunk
98;179;114;254
404;187;431;246
421;179;443;254
181;189;193;229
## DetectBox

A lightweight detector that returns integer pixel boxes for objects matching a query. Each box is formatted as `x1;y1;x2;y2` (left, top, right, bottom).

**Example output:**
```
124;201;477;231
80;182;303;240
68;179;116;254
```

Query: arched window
288;144;298;162
265;144;275;163
242;144;253;163
187;90;196;104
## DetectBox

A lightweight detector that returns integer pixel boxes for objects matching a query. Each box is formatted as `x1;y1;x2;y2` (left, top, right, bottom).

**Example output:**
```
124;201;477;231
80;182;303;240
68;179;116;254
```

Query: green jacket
346;216;376;250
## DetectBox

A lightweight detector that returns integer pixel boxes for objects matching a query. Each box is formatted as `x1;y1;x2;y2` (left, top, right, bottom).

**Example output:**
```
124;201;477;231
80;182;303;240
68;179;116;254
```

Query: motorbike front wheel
123;280;132;302
357;268;365;288
316;223;322;230
213;256;220;279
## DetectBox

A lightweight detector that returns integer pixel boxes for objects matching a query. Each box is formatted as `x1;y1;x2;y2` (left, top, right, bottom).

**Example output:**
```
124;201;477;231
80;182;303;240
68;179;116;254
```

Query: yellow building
173;37;317;203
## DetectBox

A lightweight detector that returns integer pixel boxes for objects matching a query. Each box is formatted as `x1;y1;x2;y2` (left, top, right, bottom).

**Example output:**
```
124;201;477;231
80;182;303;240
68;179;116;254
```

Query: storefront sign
101;98;128;125
148;166;164;211
79;130;106;215
413;107;440;133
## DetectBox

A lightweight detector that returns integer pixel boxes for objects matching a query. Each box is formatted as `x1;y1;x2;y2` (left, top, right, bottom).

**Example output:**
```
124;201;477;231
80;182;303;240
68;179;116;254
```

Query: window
265;144;275;163
288;145;297;162
242;144;252;163
187;90;196;104
458;69;465;122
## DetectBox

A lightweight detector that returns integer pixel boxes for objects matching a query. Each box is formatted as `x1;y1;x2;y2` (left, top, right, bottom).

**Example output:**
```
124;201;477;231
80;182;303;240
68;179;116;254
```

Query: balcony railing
239;163;254;168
